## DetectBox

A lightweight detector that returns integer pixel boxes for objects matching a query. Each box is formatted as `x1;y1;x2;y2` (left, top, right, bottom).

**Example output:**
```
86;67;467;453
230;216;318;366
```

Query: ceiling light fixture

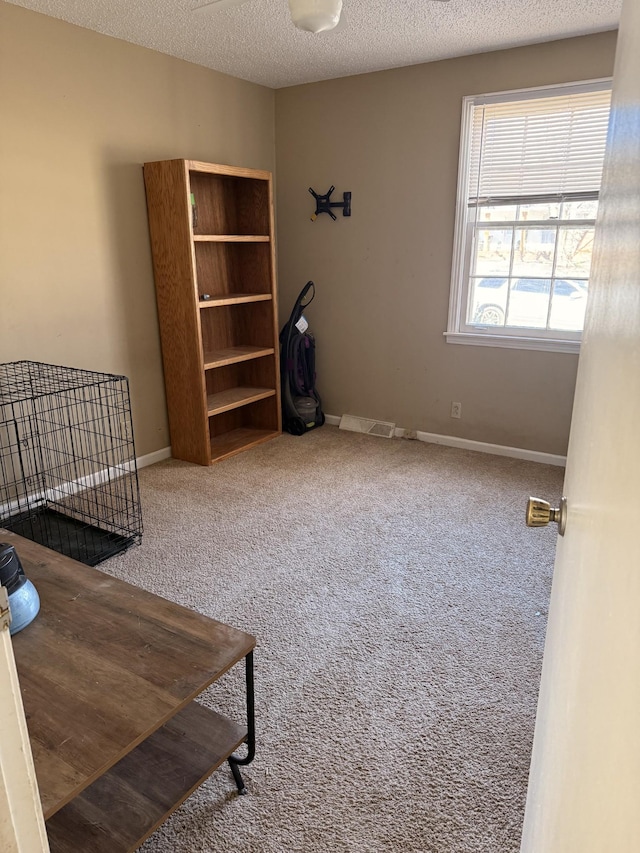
288;0;342;33
196;0;449;36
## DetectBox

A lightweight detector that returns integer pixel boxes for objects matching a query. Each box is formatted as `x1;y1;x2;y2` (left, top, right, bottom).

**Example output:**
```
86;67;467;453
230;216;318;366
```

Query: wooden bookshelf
207;387;276;417
193;235;270;243
210;427;280;463
203;346;275;369
199;293;272;308
143;159;282;465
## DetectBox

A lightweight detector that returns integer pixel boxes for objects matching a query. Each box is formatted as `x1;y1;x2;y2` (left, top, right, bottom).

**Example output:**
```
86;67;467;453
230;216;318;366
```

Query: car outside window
446;81;612;353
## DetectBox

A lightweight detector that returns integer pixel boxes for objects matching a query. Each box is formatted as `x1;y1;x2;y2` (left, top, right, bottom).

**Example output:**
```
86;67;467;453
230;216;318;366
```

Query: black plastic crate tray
3;507;138;567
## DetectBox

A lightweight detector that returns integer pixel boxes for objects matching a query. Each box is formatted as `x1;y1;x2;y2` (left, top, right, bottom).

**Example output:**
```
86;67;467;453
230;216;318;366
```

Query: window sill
444;331;580;354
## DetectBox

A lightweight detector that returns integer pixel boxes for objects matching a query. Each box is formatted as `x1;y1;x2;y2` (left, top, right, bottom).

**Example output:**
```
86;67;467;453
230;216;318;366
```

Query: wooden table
4;530;256;852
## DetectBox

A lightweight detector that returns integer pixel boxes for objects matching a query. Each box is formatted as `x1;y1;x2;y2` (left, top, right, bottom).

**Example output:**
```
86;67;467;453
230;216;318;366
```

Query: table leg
228;651;255;795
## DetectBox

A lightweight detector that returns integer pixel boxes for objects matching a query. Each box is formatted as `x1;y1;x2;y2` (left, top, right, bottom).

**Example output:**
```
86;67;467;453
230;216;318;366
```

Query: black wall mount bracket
309;186;352;221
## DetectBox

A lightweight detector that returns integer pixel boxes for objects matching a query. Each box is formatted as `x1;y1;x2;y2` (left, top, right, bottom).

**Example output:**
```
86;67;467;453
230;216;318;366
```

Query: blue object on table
0;542;40;635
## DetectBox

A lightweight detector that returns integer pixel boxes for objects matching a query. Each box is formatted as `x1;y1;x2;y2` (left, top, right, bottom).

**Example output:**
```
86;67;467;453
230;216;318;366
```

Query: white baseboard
325;414;566;467
0;447;173;519
136;446;172;469
47;445;172;498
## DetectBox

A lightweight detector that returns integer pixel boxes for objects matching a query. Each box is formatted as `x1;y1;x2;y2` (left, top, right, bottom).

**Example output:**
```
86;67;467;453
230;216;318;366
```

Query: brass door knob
526;496;567;536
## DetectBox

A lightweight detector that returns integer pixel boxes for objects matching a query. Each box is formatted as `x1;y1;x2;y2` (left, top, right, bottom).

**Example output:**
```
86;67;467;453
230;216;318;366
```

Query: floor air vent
339;414;396;439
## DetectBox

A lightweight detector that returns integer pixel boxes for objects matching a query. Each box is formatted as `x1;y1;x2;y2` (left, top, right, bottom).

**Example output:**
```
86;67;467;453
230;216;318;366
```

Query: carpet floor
105;426;563;853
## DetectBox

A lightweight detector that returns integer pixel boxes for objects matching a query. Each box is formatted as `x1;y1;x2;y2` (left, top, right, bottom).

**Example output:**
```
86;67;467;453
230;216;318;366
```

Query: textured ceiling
7;0;621;88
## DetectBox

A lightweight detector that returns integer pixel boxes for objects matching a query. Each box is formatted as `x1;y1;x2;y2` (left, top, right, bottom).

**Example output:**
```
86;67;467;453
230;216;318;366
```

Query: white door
0;589;50;853
520;0;640;849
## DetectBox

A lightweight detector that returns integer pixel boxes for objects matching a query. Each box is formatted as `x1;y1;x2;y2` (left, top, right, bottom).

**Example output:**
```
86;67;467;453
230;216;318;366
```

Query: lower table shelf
45;701;247;853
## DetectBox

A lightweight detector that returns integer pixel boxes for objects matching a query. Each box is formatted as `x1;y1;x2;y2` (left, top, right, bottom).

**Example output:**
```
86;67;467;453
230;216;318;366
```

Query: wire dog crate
0;361;142;565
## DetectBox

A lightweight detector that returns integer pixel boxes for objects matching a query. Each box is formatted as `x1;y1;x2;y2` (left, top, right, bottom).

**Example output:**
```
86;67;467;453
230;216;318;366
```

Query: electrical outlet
451;401;462;419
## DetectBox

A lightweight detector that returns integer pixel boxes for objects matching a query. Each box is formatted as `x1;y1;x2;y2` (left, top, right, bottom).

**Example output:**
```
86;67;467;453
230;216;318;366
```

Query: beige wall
0;7;616;459
0;2;275;456
275;32;617;455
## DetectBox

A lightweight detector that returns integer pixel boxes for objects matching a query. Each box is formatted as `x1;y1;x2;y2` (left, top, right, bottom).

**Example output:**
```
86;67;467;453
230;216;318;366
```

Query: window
446;80;612;353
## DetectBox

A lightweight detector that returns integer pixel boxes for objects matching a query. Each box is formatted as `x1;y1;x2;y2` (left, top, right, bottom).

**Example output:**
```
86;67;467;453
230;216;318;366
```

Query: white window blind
468;83;612;205
447;80;613;353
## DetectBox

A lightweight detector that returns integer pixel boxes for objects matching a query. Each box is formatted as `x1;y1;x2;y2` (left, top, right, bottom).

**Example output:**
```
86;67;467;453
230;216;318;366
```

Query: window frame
446;79;612;354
